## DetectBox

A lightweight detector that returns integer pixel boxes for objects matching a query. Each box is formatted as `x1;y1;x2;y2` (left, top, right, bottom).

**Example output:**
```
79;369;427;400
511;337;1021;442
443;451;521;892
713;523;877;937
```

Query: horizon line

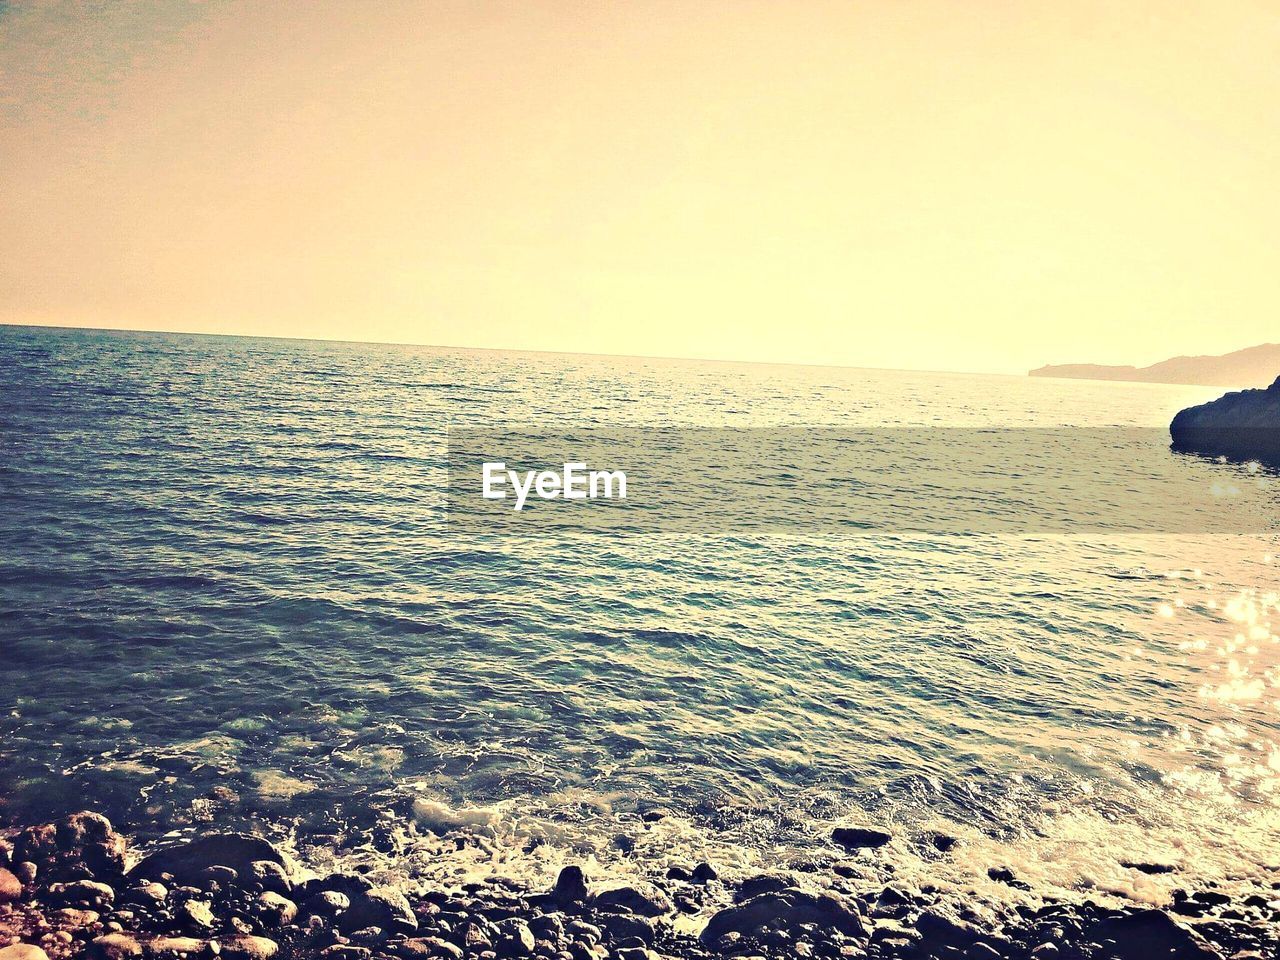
0;319;1031;380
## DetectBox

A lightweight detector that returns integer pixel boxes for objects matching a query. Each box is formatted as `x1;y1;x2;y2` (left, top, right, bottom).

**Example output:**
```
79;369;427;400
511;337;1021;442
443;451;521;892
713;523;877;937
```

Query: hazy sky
2;1;1277;373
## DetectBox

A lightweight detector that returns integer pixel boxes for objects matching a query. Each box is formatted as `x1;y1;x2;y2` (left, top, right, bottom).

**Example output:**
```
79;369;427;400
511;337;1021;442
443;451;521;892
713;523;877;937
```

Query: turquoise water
1;324;1277;904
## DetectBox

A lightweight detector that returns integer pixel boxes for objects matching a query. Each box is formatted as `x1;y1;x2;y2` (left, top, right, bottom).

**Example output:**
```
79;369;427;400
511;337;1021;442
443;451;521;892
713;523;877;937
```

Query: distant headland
1029;342;1280;387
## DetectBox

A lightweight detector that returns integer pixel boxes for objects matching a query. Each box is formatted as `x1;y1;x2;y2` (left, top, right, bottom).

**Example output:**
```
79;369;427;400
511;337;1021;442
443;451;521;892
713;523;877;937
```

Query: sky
1;0;1277;374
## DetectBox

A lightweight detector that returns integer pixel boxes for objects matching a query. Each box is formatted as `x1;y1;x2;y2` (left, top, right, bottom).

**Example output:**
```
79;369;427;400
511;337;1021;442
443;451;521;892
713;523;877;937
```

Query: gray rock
255;892;297;927
734;874;792;902
1120;860;1177;875
130;835;292;885
591;883;672;917
123;883;168;907
0;947;50;960
398;938;463;960
89;934;145;960
598;914;654;945
701;890;866;944
51;880;115;908
1088;909;1220;960
198;866;238;887
690;862;718;883
248;861;292;894
341;886;417;934
56;813;114;850
0;868;22;904
551;866;588;903
178;900;215;932
54;907;101;928
495;919;535;958
564;922;601;945
832;827;892;851
319;948;371;960
303;891;351;918
143;937;206;959
916;910;980;948
219;936;278;960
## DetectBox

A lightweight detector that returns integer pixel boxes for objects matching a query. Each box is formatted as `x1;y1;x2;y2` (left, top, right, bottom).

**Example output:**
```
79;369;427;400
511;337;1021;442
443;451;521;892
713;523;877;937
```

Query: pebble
1;810;1275;960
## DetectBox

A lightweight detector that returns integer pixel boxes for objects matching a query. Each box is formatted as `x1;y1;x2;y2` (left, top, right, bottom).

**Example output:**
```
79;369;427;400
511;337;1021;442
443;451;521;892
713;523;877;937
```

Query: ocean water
1;324;1278;909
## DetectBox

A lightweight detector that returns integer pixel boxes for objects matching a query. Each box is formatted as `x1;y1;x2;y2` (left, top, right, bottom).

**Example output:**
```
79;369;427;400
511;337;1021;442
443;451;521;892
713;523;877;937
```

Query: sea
1;324;1277;910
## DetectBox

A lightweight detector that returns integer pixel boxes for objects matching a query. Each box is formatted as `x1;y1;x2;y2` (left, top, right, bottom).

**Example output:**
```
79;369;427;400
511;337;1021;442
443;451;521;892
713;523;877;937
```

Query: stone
987;867;1030;890
551;867;587;903
56;813;114;851
219;936;278;960
734;874;791;902
123;883;168;907
89;934;145;960
916;910;980;948
597;914;654;945
198;866;237;887
12;826;56;866
564;922;601;946
691;862;718;883
590;884;672;917
340;887;417;934
701;890;866;944
1120;860;1177;875
53;908;100;928
179;901;215;932
0;946;50;960
495;919;535;958
144;937;206;959
303;891;351;918
130;835;292;885
319;948;371;960
255;892;296;927
927;833;958;853
51;880;116;908
1089;909;1220;960
0;869;22;905
399;939;463;960
248;862;292;895
831;827;891;851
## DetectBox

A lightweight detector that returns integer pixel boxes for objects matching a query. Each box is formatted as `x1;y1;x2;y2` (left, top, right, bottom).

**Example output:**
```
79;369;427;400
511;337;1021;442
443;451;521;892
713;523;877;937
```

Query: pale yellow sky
1;0;1277;373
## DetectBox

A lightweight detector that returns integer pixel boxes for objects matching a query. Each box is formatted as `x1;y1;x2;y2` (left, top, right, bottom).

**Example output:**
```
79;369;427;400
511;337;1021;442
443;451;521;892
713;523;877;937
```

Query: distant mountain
1029;343;1280;388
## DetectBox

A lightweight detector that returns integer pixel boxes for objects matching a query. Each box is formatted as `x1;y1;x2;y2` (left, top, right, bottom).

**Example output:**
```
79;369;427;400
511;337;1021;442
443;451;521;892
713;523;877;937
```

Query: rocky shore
1;813;1276;960
1169;375;1280;463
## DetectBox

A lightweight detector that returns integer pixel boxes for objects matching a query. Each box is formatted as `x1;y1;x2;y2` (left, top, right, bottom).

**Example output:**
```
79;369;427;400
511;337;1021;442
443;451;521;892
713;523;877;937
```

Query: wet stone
831;828;892;852
89;934;145;960
0;870;22;905
219;936;278;960
0;946;51;960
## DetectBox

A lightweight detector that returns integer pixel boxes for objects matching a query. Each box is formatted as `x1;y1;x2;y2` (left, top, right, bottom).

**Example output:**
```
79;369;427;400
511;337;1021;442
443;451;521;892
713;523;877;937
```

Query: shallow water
1;325;1278;907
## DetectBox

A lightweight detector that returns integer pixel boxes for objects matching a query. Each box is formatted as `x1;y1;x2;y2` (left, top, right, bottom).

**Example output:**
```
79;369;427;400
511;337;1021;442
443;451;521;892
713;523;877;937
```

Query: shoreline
1;813;1275;960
